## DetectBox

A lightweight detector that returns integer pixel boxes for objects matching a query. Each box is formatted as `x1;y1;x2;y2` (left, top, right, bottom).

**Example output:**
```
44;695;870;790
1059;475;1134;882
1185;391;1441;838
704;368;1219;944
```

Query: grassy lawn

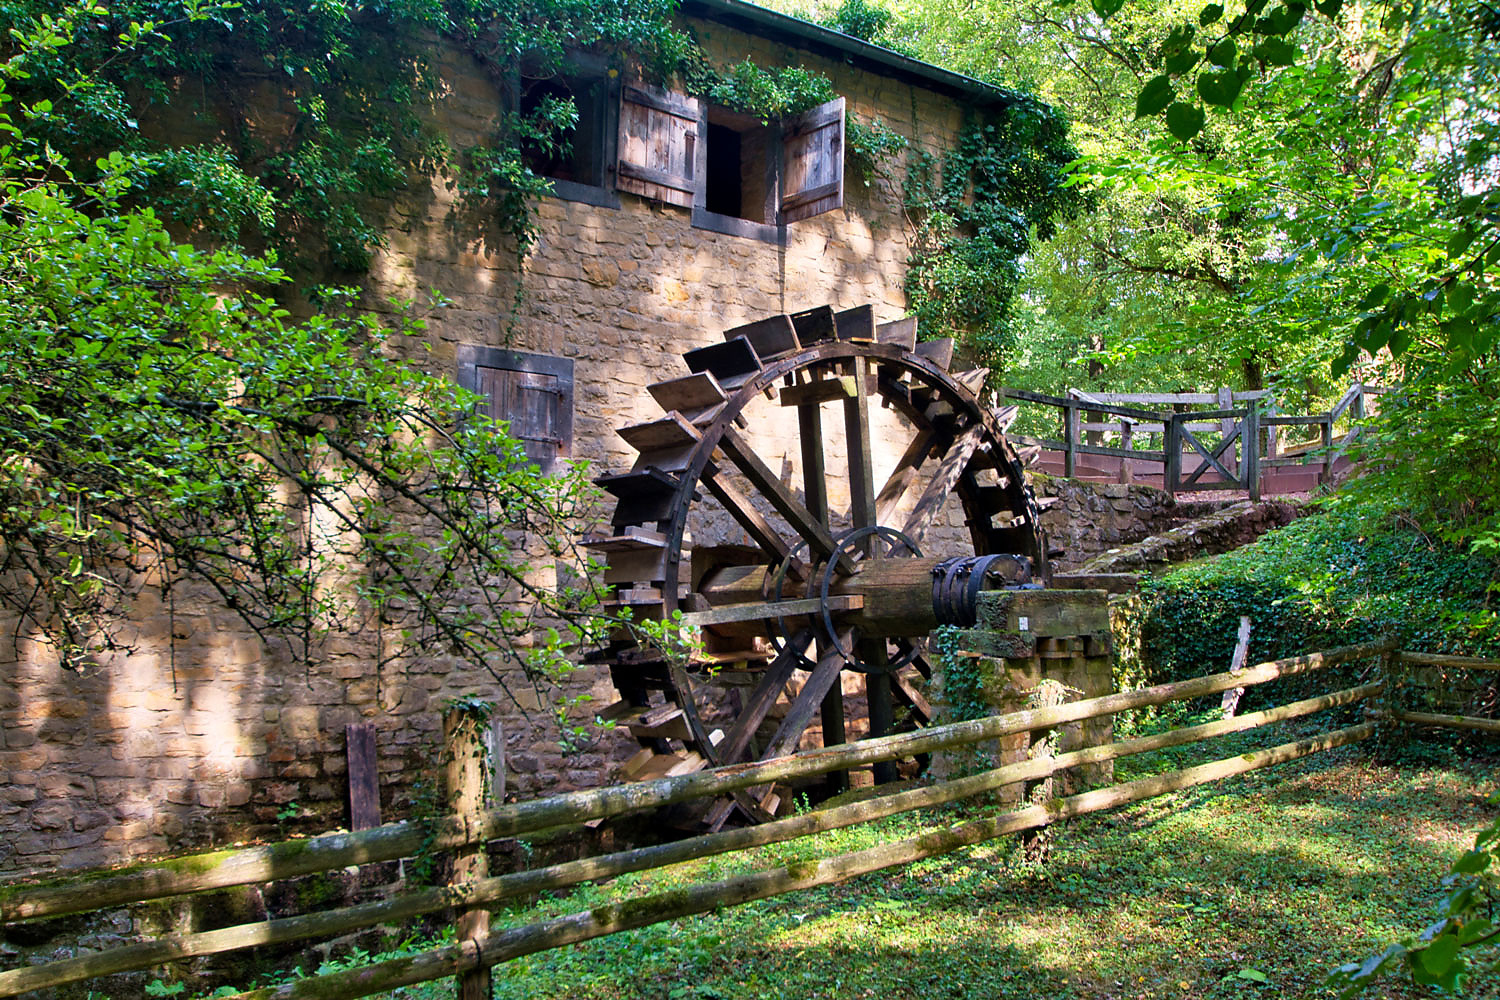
425;722;1492;1000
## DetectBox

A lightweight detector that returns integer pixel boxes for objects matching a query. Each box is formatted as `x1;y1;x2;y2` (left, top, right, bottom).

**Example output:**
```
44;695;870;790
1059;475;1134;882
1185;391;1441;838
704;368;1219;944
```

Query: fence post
1243;399;1260;501
1319;416;1334;485
1216;386;1234;442
1118;421;1133;484
1164;415;1181;496
444;706;491;1000
1063;400;1078;478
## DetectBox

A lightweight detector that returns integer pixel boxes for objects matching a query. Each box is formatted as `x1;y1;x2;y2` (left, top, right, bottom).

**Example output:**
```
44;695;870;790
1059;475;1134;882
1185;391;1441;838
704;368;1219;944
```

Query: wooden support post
345;724;381;831
1164;416;1182;496
1319;416;1334;484
444;708;490;1000
1062;401;1078;478
1220;618;1252;717
797;388;846;793
1118;421;1133;484
1243;400;1260;501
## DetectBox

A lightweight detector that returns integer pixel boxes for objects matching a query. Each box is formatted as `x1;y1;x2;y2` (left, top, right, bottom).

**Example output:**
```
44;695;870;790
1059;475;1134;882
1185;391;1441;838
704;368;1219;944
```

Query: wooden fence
2;637;1495;1000
1003;383;1385;499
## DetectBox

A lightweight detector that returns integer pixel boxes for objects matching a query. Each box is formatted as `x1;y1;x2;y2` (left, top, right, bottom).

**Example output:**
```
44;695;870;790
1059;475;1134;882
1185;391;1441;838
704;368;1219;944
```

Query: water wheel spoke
701;465;808;581
842;355;878;535
718;426;853;572
898;421;987;548
874;427;937;526
716;630;812;764
761;632;854;761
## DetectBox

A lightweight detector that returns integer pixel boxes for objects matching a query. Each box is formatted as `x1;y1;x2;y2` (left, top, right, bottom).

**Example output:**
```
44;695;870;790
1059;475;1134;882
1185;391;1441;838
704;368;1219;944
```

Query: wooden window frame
691;105;783;245
514;52;621;210
455;345;575;473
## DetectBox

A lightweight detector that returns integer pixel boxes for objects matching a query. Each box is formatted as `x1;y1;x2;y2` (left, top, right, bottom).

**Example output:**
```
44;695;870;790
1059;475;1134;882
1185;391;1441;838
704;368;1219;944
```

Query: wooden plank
582;527;669;552
890;668;932;722
602;546;671;585
345;724;381;832
724;315;799;359
617;84;700;208
648;372;727;418
1050;573;1139;594
628;710;693;742
1389;709;1500;736
954;368;988;393
760;637;852;760
684;337;762;389
779;375;856;407
899;423;987;547
915;338;954;371
834;304;876;342
597;468;678;500
1397;651;1500;671
789;305;836;344
680;595;863;629
618;412;700;452
717;633;811;764
781;97;844;222
876;317;917;351
874;428;936;525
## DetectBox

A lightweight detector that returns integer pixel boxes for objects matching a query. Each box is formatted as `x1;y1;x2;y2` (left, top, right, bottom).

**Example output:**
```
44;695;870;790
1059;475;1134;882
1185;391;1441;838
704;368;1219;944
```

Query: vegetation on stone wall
0;5;619;714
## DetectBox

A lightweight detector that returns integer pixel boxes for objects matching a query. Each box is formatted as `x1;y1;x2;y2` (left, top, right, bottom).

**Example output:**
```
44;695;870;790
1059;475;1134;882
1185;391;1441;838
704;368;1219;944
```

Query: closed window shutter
780;97;845;223
458;346;574;473
616;83;701;208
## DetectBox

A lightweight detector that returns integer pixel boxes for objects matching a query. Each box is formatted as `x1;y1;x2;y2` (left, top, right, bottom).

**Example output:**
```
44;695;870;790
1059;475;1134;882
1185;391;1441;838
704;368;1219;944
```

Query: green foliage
0;5;614;717
904;105;1083;367
1330;806;1500;996
931;625;988;721
701;60;838;121
1135;505;1500;687
844;114;909;186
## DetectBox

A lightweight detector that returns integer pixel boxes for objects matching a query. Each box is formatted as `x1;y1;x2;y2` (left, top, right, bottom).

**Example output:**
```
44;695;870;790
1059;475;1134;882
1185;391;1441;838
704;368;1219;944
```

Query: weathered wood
1397;651;1500;671
874;428;935;525
1221;617;1253;718
1050;573;1138;593
778;375;858;407
0;638;1396;926
582;527;669;552
899;423;986;547
209;723;1375;1000
345;724;381;832
781;98;844;222
699;467;803;579
890;668;933;721
876;317;917;351
684;337;762;389
444;709;490;1000
719;427;851;572
617;412;701;453
3;681;1379;998
617;84;700;208
648;372;727;420
718;633;811;765
679;594;862;629
789;305;837;344
834;304;876;342
724;315;799;359
1388;709;1500;735
915;338;954;371
761;638;852;760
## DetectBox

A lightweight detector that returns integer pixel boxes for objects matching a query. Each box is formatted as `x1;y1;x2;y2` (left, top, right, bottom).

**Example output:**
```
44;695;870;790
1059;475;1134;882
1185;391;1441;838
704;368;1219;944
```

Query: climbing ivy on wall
904;100;1084;369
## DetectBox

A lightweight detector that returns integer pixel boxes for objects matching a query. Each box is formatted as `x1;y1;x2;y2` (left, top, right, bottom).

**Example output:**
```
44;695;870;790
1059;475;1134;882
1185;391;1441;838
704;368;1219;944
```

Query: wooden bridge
1004;383;1383;499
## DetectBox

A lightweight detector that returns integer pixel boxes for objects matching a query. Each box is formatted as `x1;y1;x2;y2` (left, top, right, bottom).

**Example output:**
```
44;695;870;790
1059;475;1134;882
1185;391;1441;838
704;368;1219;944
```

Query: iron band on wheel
818;525;922;674
768;539;822;670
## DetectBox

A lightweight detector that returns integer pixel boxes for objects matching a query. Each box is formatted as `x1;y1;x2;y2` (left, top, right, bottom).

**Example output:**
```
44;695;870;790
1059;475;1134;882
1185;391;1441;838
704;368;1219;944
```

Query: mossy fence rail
2;639;1494;999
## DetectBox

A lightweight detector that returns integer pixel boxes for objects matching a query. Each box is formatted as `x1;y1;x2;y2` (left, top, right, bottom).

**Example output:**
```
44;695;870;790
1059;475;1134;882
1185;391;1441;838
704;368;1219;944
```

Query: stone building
1;0;1058;876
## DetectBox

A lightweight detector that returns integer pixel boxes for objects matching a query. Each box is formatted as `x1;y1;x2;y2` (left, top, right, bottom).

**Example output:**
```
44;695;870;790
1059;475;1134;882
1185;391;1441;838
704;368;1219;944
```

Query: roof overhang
682;0;1014;109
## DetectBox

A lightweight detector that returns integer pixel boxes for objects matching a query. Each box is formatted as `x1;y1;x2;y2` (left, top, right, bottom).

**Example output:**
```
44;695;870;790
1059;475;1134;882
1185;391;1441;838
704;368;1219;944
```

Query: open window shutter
781;97;844;223
617;83;701;208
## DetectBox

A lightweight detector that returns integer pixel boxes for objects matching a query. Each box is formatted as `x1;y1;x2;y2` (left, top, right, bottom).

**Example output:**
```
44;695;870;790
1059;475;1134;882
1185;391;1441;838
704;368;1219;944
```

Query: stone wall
0;16;989;877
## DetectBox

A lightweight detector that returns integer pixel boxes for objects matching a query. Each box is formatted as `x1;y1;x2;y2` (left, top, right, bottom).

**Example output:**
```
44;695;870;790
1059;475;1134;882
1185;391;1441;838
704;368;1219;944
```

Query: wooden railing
1002;384;1386;498
21;636;1492;999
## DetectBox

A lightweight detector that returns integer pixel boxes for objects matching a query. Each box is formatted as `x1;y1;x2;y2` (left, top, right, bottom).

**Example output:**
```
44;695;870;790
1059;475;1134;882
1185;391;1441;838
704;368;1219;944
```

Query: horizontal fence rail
0;638;1406;998
4;638;1494;1000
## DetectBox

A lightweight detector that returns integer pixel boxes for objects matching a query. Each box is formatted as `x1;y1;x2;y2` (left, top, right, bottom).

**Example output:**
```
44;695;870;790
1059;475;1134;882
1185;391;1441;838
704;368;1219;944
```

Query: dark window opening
702;108;774;225
520;74;607;188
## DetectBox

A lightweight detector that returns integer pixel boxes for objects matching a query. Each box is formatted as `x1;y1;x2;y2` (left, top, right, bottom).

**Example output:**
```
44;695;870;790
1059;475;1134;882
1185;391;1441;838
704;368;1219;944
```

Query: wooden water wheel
584;305;1047;825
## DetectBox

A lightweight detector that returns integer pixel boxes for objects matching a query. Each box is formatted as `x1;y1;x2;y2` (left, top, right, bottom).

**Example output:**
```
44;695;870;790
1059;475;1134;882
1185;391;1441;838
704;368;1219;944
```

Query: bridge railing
1000;383;1387;497
4;637;1464;1000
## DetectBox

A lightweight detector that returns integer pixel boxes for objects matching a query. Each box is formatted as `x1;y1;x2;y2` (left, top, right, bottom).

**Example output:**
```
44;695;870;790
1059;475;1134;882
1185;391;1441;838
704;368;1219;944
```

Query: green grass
320;726;1496;1000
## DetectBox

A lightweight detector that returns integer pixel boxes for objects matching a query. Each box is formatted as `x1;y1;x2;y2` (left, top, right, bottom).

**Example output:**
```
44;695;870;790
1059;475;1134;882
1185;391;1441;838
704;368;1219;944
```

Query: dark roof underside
683;0;1013;109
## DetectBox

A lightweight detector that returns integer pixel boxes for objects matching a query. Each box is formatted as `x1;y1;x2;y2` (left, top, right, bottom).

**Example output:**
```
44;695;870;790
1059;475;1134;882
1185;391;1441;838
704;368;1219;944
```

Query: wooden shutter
457;346;574;472
781;97;845;223
616;83;701;208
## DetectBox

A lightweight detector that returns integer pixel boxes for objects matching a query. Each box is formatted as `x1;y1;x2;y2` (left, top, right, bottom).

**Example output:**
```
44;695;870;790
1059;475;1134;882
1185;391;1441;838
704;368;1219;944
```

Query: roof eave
681;0;1013;109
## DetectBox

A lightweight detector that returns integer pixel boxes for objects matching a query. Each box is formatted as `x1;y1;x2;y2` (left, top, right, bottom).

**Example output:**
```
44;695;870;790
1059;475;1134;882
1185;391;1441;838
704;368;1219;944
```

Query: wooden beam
700;465;806;582
344;724;380;832
679;595;862;629
719;427;852;572
899;423;986;547
760;637;853;761
716;632;811;765
874;428;937;526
